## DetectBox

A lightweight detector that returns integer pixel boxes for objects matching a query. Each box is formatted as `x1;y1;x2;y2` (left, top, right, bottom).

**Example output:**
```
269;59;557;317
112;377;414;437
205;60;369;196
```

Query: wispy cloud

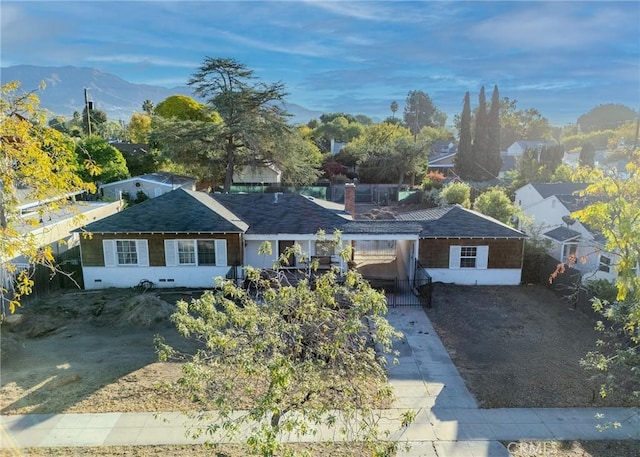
85;55;198;68
302;0;452;24
469;3;631;50
211;29;333;58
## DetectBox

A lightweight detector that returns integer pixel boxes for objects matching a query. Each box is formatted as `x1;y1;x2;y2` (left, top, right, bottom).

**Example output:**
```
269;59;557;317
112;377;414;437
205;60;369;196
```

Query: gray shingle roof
396;205;526;238
211;193;350;235
342;221;423;235
531;183;588;199
80;189;245;233
544;226;581;242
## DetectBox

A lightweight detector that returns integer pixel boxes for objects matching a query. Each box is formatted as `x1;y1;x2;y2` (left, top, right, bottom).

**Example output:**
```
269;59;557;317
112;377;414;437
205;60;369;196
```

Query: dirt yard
3;283;638;416
1;288;201;415
2;284;639;457
426;283;639;409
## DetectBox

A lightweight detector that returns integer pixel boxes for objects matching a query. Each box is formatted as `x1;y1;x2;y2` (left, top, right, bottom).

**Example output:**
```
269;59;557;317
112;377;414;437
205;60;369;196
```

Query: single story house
99;172;196;201
396;206;526;285
78;189;246;289
77;184;527;290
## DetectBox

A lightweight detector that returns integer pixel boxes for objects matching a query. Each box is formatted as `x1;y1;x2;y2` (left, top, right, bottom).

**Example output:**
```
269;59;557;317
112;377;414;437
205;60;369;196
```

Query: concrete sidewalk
1;307;638;457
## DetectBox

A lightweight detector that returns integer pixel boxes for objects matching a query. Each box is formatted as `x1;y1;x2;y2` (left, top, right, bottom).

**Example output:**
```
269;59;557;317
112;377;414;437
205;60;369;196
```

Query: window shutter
103;240;116;267
449;246;461;269
164;240;177;266
215;239;227;266
476;246;489;269
137;240;149;267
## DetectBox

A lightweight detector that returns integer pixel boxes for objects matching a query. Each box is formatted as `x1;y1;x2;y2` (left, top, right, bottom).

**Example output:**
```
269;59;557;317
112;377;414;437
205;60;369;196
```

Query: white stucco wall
82;265;231;290
426;268;522;285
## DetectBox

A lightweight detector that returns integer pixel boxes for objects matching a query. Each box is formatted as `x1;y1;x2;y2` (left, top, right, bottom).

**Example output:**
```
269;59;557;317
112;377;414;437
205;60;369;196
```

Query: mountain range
1;65;324;124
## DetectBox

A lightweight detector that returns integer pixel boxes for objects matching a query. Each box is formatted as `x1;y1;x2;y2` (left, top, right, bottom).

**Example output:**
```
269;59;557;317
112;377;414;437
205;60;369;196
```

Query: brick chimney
344;182;356;219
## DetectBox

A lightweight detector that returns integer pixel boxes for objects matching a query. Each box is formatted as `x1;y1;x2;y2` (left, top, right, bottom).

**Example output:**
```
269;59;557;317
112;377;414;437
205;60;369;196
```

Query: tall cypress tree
473;86;489;180
455;91;474;180
486;85;503;179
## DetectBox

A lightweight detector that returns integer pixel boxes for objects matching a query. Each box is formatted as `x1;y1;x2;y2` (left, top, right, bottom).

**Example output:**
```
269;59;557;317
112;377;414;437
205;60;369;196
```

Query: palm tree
390;100;398;119
142;99;154;114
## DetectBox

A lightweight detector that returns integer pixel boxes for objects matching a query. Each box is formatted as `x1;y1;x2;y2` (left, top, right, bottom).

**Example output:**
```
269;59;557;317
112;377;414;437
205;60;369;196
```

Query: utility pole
84;88;93;136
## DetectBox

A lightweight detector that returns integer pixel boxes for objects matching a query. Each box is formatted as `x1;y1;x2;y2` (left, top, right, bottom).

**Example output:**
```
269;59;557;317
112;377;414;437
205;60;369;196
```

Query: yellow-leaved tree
1;81;95;314
571;152;640;402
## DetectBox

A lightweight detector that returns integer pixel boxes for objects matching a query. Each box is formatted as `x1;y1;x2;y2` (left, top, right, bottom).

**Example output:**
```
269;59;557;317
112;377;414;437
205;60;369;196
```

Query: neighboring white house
232;163;282;185
515;182;616;282
99;172;196;200
2;193;122;297
506;140;558;156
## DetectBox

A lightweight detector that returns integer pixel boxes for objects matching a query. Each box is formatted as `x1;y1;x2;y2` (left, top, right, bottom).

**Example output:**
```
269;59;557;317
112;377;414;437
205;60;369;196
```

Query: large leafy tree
156;238;410;456
439;181;471;208
188;57;292;192
500;97;553;149
127;112;152;143
75;136;130;184
151;116;225;183
570;156;640;401
403;90;445;136
312;114;364;153
1;81;93;313
155;95;211;121
577;104;637;134
455;92;474;180
151;94;223;181
473;187;517;224
271;129;323;185
81;105;107;137
344;122;427;185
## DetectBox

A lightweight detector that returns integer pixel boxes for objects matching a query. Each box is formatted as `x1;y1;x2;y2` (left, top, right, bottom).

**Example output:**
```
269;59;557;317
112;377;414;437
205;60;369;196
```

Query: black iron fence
368;276;432;311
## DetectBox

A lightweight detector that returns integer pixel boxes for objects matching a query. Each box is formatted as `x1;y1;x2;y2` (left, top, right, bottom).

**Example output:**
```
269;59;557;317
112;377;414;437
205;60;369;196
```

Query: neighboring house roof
301;195;352;219
211;193;349;235
110;142;149;154
428;153;456;167
556;194;598;213
510;140;557;150
80;188;246;234
544;226;581;242
99;172;196;190
396;205;526;239
342;220;423;235
530;183;588;199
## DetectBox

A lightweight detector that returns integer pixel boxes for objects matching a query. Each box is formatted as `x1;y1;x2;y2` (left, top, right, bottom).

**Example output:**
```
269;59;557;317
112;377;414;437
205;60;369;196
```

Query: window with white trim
177;240;196;265
117;240;138;265
598;255;611;273
449;245;489;270
103;239;149;267
164;239;226;266
460;246;477;268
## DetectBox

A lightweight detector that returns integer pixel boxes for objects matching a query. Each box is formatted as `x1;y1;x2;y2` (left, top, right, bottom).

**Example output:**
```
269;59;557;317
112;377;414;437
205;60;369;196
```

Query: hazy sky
2;1;639;125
